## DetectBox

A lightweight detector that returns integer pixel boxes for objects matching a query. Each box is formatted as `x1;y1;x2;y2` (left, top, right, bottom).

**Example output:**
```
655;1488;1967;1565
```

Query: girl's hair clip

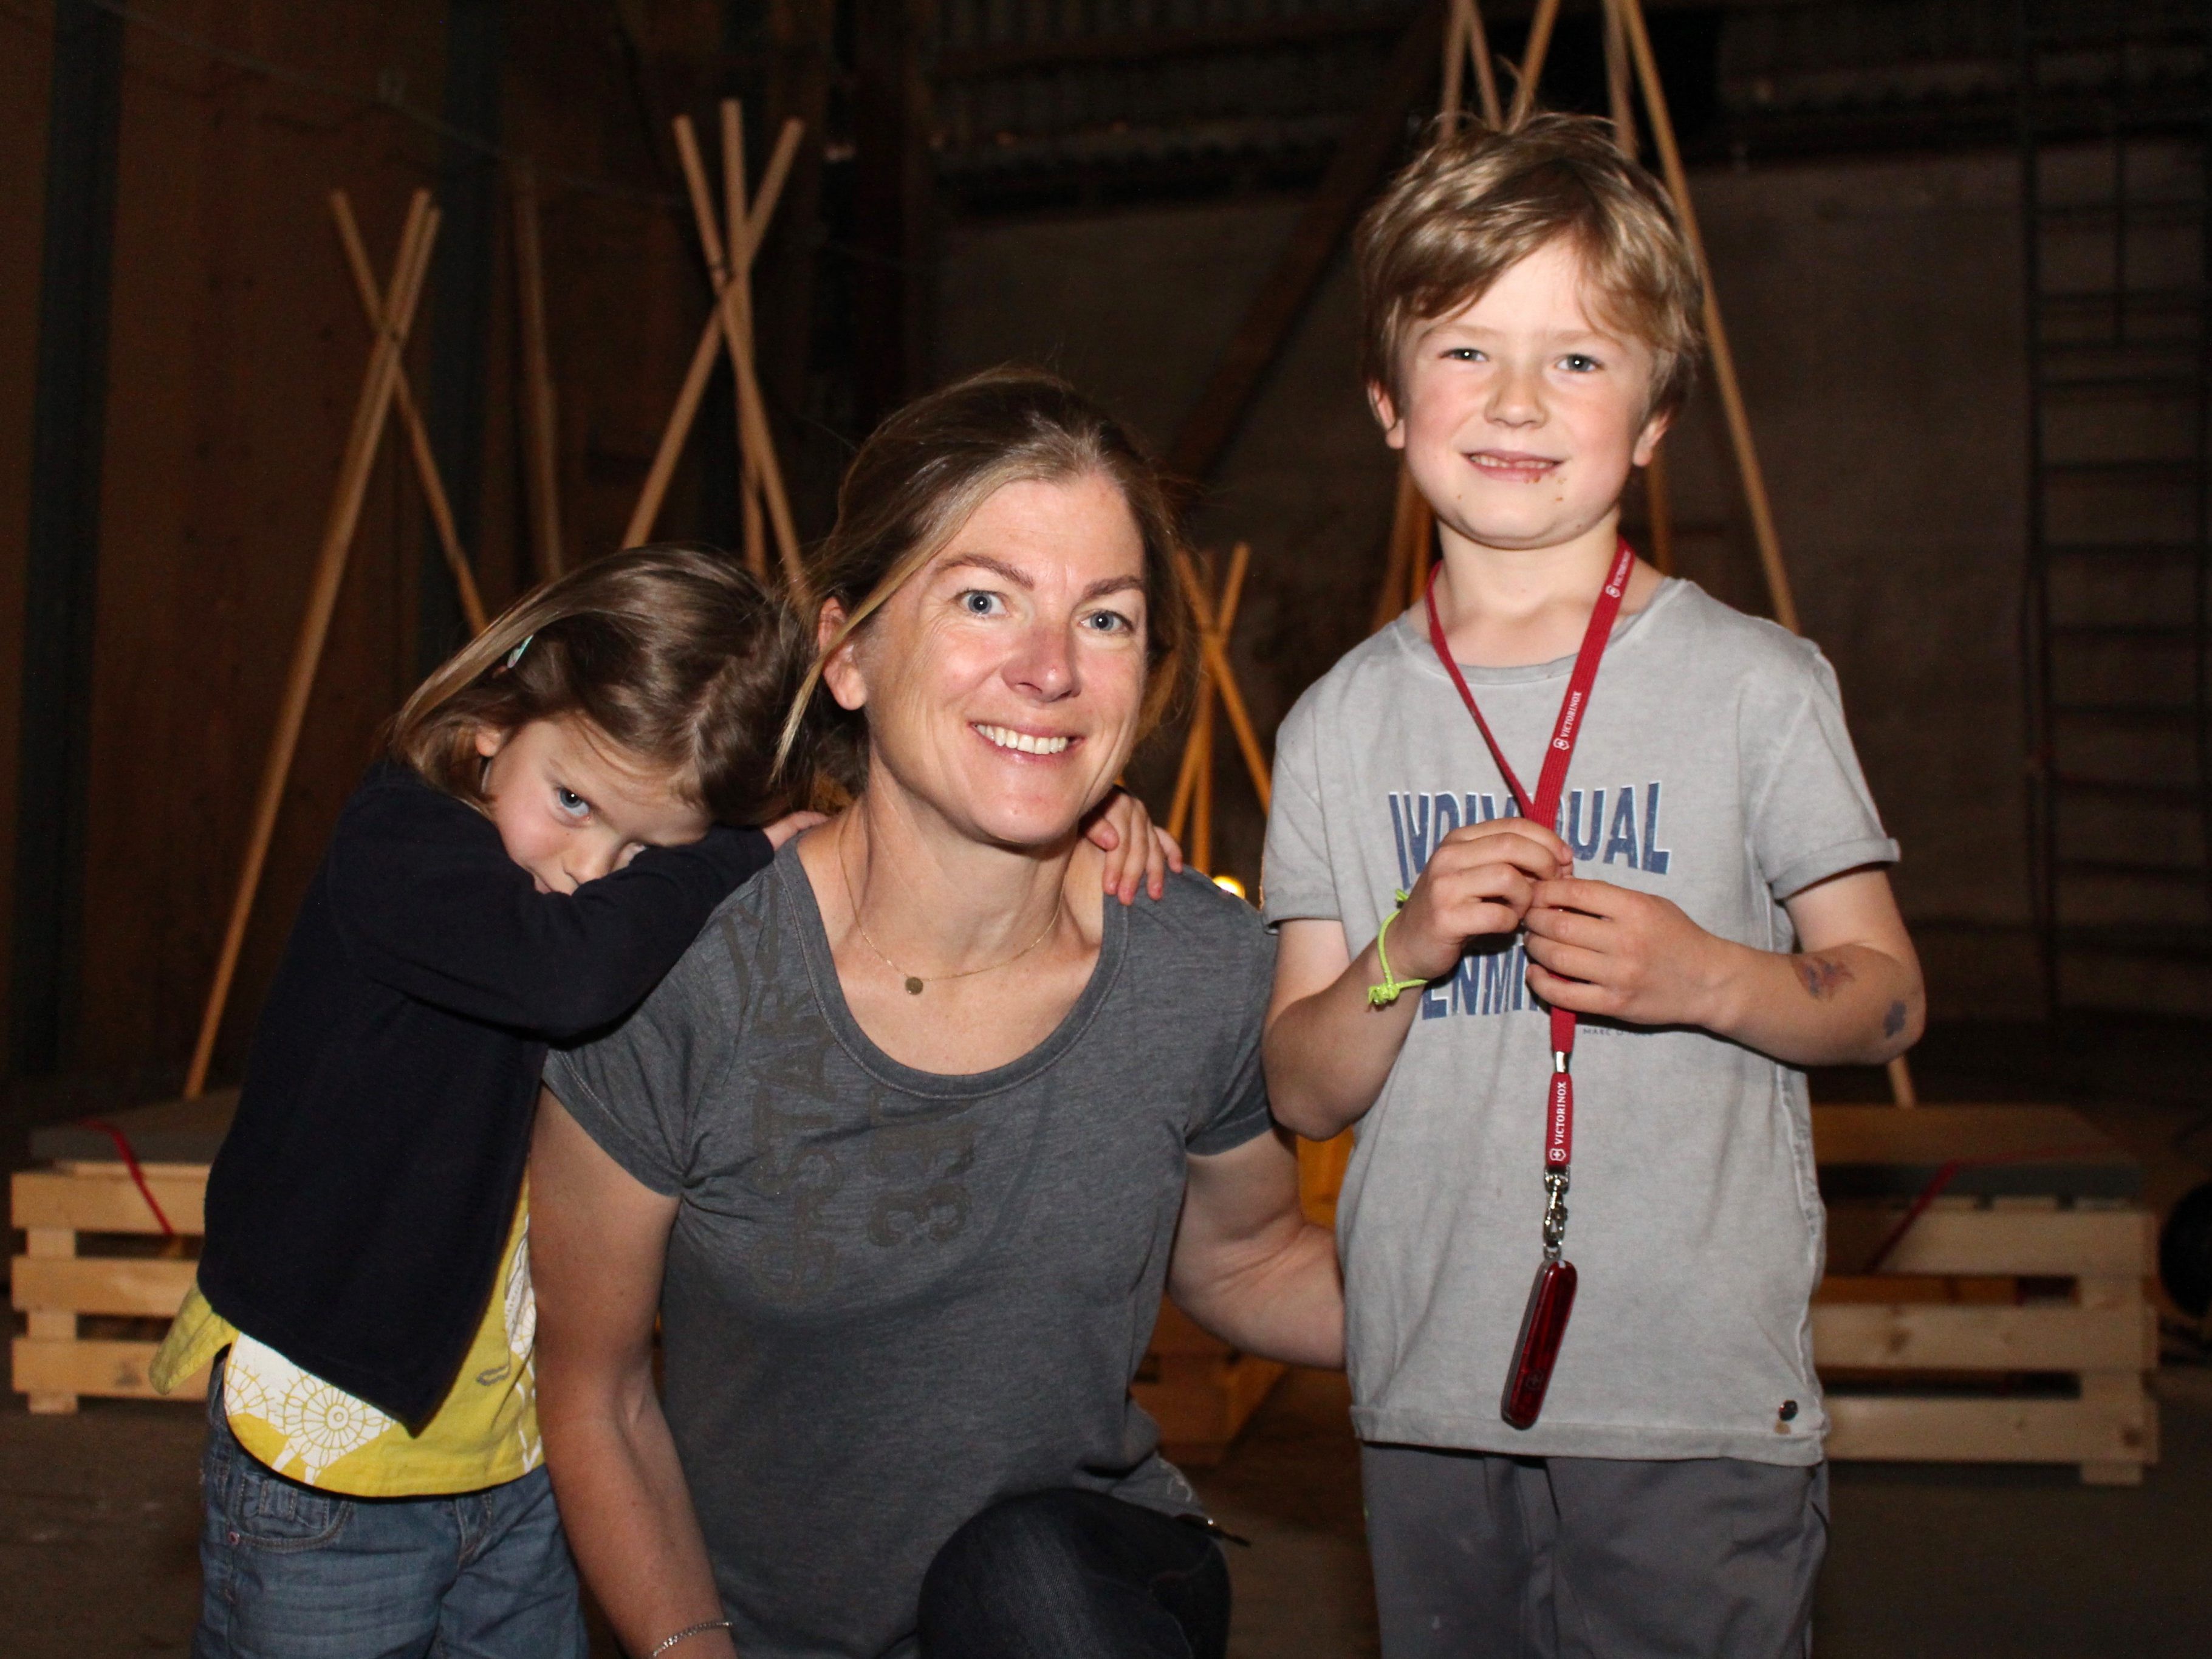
503;634;535;672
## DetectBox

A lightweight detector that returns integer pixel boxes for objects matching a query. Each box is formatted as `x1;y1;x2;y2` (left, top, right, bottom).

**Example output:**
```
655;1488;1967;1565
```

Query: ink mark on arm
1883;999;1908;1038
1798;954;1855;999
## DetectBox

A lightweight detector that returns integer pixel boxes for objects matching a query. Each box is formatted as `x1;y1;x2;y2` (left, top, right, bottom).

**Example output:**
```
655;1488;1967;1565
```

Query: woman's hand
1083;788;1183;903
762;809;829;850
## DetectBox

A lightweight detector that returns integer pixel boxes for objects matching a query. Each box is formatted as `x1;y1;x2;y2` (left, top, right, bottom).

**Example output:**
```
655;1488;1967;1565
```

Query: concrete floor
6;1020;2209;1657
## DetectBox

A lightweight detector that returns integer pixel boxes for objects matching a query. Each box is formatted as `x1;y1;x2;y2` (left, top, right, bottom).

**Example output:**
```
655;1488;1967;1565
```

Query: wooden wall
4;1;772;1113
0;4;52;1092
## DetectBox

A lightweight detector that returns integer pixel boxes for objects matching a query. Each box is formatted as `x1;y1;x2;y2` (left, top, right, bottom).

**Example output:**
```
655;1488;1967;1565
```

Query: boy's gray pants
1361;1443;1826;1659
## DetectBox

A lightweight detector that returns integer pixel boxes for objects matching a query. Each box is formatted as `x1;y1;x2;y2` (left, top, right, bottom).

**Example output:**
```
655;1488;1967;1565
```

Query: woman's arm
531;1090;739;1659
1167;1127;1344;1369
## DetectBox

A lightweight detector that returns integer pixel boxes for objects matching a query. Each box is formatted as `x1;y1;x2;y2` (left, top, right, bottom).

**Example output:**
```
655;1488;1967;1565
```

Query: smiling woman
530;369;1346;1659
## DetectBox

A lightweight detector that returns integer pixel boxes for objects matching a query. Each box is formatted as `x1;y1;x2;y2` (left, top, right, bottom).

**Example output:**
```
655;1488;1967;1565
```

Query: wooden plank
27;1088;236;1164
1824;1387;2154;1466
12;1337;206;1404
1134;1355;1286;1450
1824;1206;2151;1277
1812;1104;2138;1200
12;1168;208;1234
1812;1300;2148;1372
1166;1;1445;482
12;1254;197;1319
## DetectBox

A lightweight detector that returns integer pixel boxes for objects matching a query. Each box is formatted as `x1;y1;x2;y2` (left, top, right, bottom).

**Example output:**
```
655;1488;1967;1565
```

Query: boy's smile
1372;236;1669;559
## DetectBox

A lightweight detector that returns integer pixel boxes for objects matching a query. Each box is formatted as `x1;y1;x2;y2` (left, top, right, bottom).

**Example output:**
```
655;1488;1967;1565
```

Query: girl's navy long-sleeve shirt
198;763;772;1428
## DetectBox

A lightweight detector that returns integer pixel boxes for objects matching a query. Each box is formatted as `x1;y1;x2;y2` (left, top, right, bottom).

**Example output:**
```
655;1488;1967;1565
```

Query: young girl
153;544;1176;1658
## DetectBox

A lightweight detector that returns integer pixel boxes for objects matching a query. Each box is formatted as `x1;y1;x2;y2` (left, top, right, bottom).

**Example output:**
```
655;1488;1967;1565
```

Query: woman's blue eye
958;590;1004;617
1081;609;1133;634
555;787;589;816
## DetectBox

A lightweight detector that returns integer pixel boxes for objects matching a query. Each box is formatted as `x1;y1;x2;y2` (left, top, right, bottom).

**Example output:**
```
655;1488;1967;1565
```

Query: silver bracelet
646;1618;733;1657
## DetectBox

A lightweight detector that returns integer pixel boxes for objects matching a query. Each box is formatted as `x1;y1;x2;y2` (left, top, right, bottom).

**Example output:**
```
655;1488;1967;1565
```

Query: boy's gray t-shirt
1263;579;1897;1466
544;844;1275;1659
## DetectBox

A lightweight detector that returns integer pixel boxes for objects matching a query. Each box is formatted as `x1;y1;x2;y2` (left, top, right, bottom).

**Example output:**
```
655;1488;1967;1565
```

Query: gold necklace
836;826;1063;995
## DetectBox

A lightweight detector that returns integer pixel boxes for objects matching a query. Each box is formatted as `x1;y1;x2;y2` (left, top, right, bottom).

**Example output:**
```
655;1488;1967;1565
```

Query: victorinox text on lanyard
1422;535;1635;1431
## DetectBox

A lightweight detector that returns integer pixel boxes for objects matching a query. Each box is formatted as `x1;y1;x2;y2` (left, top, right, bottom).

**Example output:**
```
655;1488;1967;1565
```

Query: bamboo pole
513;161;565;580
185;193;438;1096
1506;0;1563;129
1454;0;1502;128
623;116;806;592
1611;0;1903;1101
671;114;808;598
1613;0;1797;633
1168;543;1250;841
330;194;486;636
722;101;768;581
1173;549;1271;812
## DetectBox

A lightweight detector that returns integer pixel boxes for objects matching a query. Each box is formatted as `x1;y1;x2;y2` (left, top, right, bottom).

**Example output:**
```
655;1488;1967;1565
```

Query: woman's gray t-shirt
544;843;1275;1659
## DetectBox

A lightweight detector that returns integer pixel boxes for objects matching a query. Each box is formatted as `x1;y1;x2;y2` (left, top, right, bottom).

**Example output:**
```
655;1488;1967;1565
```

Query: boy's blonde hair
1356;113;1705;419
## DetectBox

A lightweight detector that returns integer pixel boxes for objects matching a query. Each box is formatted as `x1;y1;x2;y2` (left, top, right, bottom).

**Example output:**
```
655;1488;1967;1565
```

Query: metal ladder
2020;1;2211;1015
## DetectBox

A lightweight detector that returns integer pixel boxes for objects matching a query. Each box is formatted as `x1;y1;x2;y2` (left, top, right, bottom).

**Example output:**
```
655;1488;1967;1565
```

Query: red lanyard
1421;536;1634;1184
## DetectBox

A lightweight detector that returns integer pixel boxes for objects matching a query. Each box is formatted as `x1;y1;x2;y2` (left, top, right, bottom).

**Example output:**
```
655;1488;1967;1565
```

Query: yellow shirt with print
151;1190;539;1497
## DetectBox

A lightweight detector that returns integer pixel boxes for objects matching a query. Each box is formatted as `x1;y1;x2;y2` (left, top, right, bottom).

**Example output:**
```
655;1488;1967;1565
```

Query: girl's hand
1522;877;1730;1027
1388;820;1569;983
1084;788;1183;903
760;810;829;850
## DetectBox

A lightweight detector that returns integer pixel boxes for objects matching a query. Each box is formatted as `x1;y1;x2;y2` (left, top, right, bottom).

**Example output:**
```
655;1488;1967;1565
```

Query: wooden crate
1813;1105;2159;1486
10;1094;233;1412
1284;1107;2160;1484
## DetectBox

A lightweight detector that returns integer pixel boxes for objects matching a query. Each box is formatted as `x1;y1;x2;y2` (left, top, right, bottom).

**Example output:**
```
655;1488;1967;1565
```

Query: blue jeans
193;1358;589;1659
916;1489;1231;1659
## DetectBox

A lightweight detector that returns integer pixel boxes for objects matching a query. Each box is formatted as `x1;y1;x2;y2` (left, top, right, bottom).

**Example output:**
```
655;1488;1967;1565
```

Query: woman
531;368;1343;1659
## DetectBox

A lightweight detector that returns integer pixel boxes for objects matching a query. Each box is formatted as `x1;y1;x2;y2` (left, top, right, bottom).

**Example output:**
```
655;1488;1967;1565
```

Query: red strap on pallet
77;1118;177;1238
1860;1143;2109;1273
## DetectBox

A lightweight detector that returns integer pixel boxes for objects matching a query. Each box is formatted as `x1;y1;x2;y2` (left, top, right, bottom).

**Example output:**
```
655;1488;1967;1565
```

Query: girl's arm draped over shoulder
327;776;772;1038
530;1090;739;1659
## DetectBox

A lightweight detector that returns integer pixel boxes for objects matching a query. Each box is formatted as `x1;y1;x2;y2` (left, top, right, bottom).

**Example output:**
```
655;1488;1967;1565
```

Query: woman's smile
973;722;1078;758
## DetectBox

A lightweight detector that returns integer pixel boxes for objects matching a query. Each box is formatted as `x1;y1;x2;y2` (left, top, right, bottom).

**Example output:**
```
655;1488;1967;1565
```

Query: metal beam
12;0;125;1075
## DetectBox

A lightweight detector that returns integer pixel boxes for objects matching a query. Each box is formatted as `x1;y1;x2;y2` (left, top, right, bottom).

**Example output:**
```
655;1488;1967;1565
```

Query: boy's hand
760;810;829;850
1389;820;1570;983
1084;788;1184;903
1522;877;1728;1027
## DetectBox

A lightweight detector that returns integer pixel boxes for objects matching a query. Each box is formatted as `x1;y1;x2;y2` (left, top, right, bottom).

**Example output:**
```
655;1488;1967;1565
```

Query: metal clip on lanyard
1423;537;1635;1430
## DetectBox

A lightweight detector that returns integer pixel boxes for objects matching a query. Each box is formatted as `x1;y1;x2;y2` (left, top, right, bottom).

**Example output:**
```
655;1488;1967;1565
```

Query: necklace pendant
904;976;925;996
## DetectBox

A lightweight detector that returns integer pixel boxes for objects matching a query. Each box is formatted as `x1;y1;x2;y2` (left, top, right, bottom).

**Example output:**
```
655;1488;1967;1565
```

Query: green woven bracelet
1368;891;1428;1007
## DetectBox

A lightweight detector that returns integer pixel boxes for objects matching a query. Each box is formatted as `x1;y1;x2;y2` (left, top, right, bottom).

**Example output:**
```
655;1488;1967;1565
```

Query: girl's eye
555;787;589;818
1560;354;1601;373
957;590;1005;617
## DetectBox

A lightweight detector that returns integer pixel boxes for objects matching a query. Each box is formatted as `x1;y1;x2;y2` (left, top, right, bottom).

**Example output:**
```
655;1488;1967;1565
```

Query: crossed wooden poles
625;101;809;601
187;190;453;1096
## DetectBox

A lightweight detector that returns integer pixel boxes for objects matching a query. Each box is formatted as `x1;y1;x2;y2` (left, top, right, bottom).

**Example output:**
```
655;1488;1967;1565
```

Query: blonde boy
1261;116;1923;1657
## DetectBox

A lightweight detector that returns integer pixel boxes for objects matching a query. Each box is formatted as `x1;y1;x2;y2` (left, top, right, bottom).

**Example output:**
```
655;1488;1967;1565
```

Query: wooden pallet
1134;1299;1287;1467
1813;1105;2159;1486
10;1093;231;1412
1286;1106;2160;1483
